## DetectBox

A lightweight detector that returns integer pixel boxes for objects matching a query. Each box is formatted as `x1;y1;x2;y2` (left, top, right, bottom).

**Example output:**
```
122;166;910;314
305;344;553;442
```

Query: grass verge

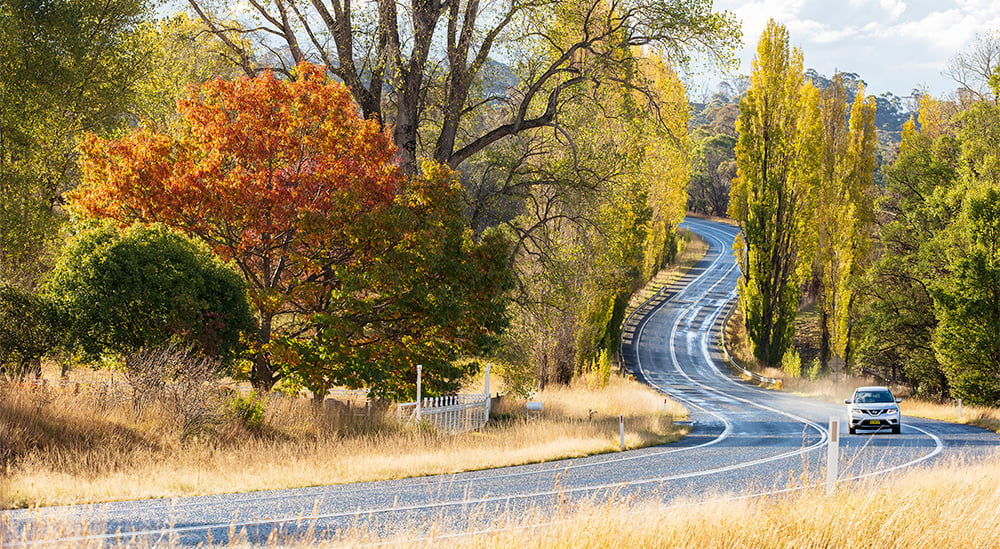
8;452;1000;547
0;374;687;509
418;455;1000;548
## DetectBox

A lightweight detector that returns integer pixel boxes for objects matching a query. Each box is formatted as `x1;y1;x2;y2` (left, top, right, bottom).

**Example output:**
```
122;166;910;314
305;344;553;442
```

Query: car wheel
892;425;900;434
849;425;856;435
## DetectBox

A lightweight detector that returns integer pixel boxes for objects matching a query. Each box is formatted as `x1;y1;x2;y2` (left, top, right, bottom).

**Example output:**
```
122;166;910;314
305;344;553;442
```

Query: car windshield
855;390;894;403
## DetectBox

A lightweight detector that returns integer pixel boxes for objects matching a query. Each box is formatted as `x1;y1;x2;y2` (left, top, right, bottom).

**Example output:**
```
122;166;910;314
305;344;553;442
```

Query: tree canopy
75;63;512;394
0;0;152;287
183;0;739;173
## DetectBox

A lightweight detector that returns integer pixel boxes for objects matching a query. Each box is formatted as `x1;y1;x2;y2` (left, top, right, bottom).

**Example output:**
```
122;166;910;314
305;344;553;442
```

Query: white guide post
416;365;423;421
958;398;963;421
619;414;625;451
827;417;840;494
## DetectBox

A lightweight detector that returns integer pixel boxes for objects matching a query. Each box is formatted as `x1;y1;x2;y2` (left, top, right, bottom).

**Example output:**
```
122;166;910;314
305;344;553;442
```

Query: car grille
859;408;889;415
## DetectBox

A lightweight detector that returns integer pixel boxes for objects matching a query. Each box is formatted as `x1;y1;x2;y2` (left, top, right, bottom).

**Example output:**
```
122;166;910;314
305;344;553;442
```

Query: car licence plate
870;420;881;425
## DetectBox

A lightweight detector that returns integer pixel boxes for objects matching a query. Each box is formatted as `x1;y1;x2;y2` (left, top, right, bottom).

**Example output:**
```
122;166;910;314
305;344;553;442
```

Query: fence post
484;363;491;418
416;365;423;421
827;417;840;494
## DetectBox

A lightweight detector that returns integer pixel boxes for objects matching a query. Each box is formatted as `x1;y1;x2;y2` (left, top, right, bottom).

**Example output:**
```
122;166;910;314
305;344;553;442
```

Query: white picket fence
397;394;491;435
395;364;492;435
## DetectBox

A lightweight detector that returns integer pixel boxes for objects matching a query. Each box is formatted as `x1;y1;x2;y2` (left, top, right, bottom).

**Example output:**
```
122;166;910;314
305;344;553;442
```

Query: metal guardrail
718;299;782;389
618;273;677;376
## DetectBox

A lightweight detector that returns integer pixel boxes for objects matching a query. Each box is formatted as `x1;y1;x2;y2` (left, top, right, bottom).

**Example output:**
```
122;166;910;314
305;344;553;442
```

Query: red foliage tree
75;63;403;390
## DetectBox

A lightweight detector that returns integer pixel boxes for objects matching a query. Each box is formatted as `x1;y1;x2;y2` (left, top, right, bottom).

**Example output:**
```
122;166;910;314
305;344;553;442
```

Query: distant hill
687;69;915;212
692;70;916;144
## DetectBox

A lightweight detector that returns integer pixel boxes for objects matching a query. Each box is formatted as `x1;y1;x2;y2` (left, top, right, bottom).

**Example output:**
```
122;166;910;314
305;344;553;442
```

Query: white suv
845;386;901;435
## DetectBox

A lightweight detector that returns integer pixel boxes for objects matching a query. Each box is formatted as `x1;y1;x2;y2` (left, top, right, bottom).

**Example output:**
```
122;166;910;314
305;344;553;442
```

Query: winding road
5;217;999;546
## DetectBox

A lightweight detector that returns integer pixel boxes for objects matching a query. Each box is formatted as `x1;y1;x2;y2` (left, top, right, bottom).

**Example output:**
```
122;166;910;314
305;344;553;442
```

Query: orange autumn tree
75;63;405;390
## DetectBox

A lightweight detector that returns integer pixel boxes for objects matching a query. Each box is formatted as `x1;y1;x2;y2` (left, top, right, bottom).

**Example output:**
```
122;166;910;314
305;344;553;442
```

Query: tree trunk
819;300;830;373
251;315;277;391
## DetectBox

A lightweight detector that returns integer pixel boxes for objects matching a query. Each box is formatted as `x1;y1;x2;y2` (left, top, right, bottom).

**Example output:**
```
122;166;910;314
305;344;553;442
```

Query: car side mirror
844;399;852;404
896;398;902;403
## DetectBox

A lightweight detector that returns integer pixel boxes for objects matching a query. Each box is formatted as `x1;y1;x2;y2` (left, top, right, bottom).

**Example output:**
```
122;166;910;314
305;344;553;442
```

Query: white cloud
786;19;860;44
707;0;1000;95
877;8;1000;52
846;0;906;20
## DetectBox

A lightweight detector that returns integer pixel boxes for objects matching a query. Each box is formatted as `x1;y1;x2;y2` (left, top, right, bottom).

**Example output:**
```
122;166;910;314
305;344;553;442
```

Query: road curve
4;217;999;546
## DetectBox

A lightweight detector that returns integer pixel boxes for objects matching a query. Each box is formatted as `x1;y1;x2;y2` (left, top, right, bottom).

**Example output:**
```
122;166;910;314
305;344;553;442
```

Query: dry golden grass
684;212;739;226
761;367;883;402
419;456;1000;549
0;374;686;509
894;399;1000;433
12;453;1000;548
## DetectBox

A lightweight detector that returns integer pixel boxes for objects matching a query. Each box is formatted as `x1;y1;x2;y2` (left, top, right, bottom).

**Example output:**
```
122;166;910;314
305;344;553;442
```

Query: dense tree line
731;23;1000;406
0;0;739;399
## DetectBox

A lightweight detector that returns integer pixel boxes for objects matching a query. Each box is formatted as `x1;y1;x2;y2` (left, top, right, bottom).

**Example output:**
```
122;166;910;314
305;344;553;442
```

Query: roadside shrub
227;392;266;431
805;357;822;381
0;284;66;380
45;222;254;366
781;347;802;378
949;368;1000;407
124;343;225;437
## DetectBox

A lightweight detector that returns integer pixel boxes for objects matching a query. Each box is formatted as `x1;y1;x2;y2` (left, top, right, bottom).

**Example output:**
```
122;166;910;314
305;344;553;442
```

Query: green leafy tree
130;13;246;126
45;223;253;365
933;187;1000;405
729;20;820;368
856;111;959;398
688;132;736;216
0;284;66;380
463;43;689;388
933;74;1000;405
274;163;512;402
0;0;152;287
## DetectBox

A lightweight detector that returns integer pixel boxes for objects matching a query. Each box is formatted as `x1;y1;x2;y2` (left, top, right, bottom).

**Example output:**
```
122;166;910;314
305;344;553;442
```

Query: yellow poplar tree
729;20;820;368
813;76;877;372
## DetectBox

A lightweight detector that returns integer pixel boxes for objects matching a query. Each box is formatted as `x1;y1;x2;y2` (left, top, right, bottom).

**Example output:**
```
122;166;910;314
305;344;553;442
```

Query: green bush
227;392;266;431
781;347;802;378
45;222;254;365
805;357;821;381
949;368;1000;407
0;284;66;380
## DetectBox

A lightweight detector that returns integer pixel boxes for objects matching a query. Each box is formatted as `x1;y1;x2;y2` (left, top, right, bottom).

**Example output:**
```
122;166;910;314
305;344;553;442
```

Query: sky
703;0;1000;98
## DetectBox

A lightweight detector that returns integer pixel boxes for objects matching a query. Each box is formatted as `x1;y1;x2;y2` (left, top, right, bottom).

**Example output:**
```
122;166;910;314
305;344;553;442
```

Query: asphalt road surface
5;217;999;546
